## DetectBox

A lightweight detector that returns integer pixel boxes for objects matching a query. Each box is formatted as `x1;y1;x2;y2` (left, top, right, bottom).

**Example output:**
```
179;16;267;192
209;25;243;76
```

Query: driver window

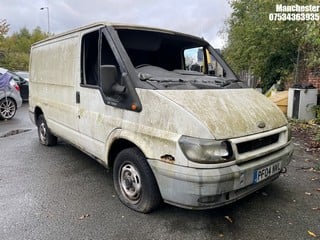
81;31;99;86
100;33;122;99
81;30;121;94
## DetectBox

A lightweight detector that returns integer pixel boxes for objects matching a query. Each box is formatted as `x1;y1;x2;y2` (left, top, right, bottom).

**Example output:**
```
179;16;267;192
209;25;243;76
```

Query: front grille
236;134;279;154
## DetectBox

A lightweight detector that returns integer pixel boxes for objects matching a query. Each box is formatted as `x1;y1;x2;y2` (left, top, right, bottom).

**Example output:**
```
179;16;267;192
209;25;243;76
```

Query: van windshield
116;28;246;90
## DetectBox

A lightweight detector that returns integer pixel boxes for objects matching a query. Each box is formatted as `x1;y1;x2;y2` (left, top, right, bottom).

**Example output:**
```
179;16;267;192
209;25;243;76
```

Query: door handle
76;91;80;103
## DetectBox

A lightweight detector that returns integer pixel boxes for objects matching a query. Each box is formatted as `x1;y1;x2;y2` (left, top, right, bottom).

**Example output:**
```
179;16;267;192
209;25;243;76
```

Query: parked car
10;71;29;101
0;67;23;120
14;71;29;81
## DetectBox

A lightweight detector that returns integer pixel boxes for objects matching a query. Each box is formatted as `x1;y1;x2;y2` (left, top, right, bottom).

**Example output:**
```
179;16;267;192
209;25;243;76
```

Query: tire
0;98;17;120
37;114;57;146
113;147;162;213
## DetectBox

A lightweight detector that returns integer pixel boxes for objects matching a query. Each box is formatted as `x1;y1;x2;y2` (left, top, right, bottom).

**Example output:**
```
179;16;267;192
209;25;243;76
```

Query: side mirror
100;65;126;95
112;82;126;94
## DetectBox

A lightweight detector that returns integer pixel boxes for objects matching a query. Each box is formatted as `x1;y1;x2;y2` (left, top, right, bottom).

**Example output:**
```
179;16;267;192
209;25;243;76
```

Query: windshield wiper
138;73;186;83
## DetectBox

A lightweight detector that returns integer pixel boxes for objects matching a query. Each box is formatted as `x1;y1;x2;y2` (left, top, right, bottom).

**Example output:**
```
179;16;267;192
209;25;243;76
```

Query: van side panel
30;34;80;145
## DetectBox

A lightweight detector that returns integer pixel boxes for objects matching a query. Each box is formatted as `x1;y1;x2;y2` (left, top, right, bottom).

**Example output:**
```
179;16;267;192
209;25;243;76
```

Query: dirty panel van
29;22;293;213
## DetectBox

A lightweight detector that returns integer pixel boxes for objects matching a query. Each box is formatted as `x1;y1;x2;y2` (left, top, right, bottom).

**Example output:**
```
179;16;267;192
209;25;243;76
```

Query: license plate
253;162;281;183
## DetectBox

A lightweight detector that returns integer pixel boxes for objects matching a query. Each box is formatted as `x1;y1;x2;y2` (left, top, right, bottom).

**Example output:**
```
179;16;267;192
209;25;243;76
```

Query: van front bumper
148;142;293;209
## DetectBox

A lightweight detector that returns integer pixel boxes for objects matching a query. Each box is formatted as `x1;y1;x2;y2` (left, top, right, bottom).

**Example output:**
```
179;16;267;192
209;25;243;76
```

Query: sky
0;0;232;49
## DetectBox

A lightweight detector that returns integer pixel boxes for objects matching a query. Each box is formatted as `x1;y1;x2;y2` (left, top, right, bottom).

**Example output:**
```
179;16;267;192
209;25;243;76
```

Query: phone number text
269;13;319;21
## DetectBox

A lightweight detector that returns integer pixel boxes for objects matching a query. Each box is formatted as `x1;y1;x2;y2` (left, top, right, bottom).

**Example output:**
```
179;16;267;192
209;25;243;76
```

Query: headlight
179;136;233;164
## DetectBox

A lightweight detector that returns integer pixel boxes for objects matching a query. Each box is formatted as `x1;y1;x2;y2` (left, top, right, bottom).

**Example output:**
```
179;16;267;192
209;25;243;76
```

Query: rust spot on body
161;154;175;163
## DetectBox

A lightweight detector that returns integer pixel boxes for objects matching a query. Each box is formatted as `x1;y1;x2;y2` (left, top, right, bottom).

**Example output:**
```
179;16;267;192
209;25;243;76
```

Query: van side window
81;31;99;86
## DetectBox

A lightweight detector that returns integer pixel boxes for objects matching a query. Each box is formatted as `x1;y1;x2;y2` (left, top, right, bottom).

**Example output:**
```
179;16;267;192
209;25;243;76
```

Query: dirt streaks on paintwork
159;89;287;140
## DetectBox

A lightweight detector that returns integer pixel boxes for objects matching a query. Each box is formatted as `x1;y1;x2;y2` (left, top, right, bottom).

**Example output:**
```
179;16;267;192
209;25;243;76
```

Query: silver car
0;67;23;120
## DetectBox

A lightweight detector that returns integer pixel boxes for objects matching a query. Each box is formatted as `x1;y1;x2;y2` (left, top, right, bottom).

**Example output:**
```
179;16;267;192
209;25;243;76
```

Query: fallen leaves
224;215;233;224
79;214;90;220
296;166;313;172
308;230;317;238
309;167;320;173
291;122;320;153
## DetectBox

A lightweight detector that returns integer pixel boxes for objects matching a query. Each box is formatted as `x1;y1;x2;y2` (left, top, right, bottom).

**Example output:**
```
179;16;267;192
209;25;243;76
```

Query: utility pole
40;6;50;34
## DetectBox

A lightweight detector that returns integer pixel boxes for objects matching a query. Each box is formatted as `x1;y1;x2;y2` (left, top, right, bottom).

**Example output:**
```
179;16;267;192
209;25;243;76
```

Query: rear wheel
37;114;57;146
113;147;162;213
0;98;17;120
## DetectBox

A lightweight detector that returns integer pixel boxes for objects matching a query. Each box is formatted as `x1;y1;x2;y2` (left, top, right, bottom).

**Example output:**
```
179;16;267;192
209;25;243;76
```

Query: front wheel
37;114;57;146
0;98;17;120
113;148;162;213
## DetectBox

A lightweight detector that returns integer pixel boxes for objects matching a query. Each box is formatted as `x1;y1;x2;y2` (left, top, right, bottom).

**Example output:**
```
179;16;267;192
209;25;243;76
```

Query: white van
29;22;293;213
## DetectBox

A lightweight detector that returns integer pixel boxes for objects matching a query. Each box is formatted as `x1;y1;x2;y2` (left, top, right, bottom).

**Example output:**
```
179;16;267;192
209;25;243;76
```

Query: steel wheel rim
39;122;47;143
119;163;142;204
0;99;15;119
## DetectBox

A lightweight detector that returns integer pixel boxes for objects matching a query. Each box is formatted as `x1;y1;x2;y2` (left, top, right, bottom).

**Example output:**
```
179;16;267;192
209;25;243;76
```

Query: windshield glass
116;28;245;90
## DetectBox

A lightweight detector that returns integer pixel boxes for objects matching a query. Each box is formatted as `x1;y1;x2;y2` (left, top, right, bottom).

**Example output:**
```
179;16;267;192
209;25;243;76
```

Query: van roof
32;22;203;46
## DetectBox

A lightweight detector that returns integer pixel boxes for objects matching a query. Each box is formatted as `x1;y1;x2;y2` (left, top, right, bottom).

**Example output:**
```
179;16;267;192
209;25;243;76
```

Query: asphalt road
0;104;319;240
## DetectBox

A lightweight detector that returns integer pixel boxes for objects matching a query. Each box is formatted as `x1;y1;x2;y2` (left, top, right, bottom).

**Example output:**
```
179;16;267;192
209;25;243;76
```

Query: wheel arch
108;138;143;168
34;106;44;125
0;96;17;105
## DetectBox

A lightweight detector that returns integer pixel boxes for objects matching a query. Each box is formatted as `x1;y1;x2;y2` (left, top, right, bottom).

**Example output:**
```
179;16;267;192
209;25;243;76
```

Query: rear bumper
148;142;293;209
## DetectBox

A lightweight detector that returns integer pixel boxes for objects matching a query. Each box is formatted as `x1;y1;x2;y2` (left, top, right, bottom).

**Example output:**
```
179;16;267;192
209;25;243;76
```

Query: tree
0;19;10;61
0;19;9;36
303;21;320;68
0;26;48;70
222;0;315;92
